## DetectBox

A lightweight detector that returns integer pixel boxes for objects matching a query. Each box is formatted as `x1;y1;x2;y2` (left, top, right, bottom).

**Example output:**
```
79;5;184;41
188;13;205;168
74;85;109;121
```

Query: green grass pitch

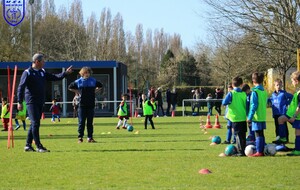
1;108;300;189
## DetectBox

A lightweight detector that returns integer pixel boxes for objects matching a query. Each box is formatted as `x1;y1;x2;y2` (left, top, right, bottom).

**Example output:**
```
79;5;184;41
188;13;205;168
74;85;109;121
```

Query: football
244;144;256;157
127;125;134;132
224;144;237;156
211;136;221;144
264;143;277;156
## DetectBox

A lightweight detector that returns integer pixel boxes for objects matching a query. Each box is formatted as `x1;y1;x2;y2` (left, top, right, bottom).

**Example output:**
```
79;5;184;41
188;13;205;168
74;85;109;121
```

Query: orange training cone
213;114;221;129
171;110;175;117
199;168;212;174
205;115;213;128
41;112;45;119
134;110;138;117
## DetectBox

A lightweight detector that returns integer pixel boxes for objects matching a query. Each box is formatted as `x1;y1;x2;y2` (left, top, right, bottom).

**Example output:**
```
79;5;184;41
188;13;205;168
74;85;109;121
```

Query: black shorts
118;116;129;120
232;121;247;133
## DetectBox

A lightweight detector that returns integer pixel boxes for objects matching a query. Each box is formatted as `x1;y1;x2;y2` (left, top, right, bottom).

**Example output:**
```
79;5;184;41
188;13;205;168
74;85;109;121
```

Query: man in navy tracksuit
17;53;73;152
68;67;102;143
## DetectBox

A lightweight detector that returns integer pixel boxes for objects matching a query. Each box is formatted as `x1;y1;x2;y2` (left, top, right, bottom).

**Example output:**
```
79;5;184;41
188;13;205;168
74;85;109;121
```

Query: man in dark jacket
215;88;224;115
17;53;73;152
155;88;165;116
166;89;171;116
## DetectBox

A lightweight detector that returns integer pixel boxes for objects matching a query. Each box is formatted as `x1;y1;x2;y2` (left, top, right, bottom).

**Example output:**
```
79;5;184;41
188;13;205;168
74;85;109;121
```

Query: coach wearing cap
17;53;73;153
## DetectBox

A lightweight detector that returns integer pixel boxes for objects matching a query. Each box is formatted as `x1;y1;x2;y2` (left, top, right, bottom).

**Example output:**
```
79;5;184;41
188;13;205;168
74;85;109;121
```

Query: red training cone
171;111;175;117
41;112;45;119
213;114;221;129
198;168;212;174
205;115;213;128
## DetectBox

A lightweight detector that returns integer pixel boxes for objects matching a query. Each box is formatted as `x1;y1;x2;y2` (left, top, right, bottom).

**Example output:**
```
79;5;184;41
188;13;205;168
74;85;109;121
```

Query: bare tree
97;8;112;60
35;14;66;60
204;0;300;87
86;12;99;60
125;31;138;87
43;0;56;17
195;42;212;86
158;49;178;88
110;12;126;61
0;5;29;62
134;24;144;89
153;28;169;74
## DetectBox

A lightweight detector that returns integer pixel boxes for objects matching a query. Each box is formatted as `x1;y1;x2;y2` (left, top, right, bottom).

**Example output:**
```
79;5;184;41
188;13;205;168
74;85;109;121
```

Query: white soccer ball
264;144;277;156
244;144;256;157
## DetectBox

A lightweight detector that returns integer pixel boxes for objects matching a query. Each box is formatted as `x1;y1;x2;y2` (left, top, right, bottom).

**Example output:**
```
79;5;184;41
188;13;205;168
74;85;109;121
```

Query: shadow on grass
40;121;202;127
107;139;207;143
55;148;205;153
0;132;209;144
40;121;175;127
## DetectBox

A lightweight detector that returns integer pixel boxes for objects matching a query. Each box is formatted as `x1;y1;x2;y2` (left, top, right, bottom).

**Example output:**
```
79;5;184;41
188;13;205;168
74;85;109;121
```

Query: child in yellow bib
1;97;10;131
15;100;27;130
278;71;300;156
222;77;247;156
116;94;129;129
247;73;268;157
142;94;155;129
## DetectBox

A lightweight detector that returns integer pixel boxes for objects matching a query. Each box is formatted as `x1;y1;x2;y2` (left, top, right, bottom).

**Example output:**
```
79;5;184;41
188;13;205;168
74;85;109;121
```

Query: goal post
182;99;223;116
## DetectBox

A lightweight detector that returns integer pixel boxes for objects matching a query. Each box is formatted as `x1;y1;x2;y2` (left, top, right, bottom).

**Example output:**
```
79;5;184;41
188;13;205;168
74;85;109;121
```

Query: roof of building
1;60;122;69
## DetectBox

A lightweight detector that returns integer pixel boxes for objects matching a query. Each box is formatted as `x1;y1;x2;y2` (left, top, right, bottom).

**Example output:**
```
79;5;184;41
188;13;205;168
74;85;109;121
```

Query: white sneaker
36;145;50;153
24;146;35;152
15;125;20;130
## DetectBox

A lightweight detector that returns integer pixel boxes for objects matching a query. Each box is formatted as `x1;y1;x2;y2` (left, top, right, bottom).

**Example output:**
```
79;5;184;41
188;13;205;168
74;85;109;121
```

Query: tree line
1;0;299;92
204;0;300;89
0;0;210;92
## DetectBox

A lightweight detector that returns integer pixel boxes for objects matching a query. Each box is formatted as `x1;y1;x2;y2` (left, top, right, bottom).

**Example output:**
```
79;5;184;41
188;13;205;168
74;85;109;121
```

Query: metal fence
181;99;223;116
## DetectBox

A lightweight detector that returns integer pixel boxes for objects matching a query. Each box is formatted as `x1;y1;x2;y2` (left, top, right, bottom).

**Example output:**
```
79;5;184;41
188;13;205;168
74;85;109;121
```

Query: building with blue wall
0;61;127;116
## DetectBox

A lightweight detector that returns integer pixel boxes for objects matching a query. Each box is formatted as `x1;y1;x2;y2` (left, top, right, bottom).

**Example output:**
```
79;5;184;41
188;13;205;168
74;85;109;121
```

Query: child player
222;76;247;156
247;72;268;157
15;100;27;130
68;66;103;143
222;85;235;144
1;97;10;131
268;79;293;144
142;94;156;129
206;93;213;116
278;71;300;156
242;83;255;143
116;94;129;129
49;98;61;122
151;97;157;115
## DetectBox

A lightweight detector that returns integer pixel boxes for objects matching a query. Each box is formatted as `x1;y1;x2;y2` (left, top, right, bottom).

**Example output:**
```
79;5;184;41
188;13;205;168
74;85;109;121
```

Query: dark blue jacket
17;66;67;105
68;77;102;108
268;90;293;117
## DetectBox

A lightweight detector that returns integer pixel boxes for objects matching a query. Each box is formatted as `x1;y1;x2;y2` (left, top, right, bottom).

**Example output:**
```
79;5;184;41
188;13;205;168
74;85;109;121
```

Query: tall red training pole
7;65;17;149
7;66;11;148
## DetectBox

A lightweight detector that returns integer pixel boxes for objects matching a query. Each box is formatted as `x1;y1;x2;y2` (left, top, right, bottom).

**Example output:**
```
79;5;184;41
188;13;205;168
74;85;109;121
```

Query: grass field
1;108;300;190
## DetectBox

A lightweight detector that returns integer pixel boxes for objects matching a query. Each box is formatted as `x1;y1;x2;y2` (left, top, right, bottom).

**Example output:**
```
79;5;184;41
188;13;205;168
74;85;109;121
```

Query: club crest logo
3;0;25;26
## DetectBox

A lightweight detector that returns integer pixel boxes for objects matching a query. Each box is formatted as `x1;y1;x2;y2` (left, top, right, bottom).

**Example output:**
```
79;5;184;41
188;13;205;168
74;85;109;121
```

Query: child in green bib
278;71;300;156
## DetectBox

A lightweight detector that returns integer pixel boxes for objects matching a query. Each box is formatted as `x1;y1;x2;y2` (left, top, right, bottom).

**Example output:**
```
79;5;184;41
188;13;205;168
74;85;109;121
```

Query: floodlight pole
29;0;34;58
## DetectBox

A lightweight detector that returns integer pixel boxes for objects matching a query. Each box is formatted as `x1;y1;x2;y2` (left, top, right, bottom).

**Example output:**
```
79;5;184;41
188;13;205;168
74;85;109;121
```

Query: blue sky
53;0;210;49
